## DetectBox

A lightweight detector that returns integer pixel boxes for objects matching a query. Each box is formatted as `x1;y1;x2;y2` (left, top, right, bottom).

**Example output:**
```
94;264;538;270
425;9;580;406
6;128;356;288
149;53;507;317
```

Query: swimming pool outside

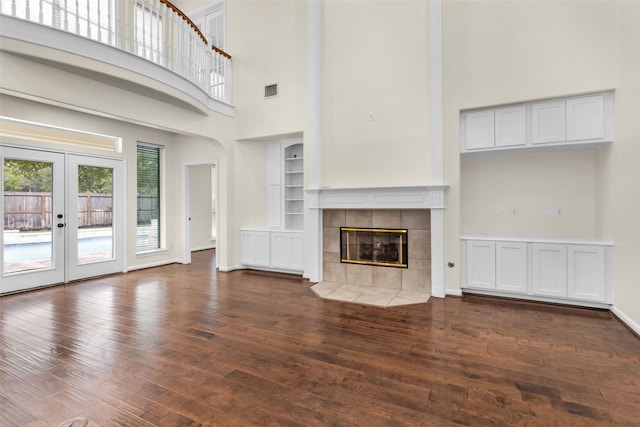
3;228;114;273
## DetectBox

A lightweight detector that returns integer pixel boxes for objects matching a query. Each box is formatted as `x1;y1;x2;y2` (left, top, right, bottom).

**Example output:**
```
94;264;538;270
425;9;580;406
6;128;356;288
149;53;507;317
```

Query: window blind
136;144;161;252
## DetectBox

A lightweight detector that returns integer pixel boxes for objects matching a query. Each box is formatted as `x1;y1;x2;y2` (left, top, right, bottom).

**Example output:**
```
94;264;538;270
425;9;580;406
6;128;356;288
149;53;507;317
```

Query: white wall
321;0;431;188
444;0;640;327
226;0;306;140
462;150;598;238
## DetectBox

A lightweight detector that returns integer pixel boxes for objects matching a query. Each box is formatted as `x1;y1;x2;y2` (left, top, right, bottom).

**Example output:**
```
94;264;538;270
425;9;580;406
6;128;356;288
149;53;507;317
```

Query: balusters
96;0;101;43
74;0;79;35
63;0;68;31
156;0;161;64
85;0;89;38
123;0;130;52
4;0;231;104
160;1;167;66
107;0;112;46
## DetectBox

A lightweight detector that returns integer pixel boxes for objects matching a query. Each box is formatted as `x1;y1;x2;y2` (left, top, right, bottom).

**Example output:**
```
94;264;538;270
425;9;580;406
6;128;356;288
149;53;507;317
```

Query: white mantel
304;185;449;298
307;185;448;210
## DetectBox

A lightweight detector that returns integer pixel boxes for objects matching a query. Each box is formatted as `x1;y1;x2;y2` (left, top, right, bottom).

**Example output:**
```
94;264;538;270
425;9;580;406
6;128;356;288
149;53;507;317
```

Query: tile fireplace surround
311;209;431;307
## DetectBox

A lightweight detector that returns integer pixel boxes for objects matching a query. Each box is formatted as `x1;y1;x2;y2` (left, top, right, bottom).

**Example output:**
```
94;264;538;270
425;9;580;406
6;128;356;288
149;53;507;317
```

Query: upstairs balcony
0;0;233;114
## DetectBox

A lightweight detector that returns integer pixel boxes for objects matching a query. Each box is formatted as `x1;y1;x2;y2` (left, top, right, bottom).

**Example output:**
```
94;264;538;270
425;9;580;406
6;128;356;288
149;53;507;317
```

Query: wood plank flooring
1;249;639;426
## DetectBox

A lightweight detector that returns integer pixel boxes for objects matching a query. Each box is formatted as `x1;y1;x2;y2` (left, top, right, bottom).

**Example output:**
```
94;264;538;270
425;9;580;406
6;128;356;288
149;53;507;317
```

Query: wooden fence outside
4;192;113;231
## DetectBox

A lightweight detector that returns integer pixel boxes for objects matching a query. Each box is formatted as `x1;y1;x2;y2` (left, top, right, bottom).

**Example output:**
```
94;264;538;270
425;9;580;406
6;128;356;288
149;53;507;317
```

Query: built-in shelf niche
284;143;303;230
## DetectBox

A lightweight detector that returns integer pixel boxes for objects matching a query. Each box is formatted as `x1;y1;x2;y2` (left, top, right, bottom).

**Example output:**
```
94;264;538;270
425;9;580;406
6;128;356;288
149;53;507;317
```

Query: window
135;3;163;64
136;144;161;253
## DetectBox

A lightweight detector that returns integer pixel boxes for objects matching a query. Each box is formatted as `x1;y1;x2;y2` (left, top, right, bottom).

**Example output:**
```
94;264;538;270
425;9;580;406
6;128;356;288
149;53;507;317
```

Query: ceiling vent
264;83;278;98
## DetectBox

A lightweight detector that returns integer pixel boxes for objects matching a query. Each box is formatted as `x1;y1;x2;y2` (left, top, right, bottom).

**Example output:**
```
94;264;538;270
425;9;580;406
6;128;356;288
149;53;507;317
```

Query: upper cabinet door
465;110;495;150
566;95;605;141
495;105;526;147
531;100;566;144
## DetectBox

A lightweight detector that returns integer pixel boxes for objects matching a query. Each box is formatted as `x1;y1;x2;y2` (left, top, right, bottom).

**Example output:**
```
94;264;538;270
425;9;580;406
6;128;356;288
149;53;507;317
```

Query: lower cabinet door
466;240;496;289
567;245;606;302
240;231;270;267
270;232;304;272
496;242;527;293
288;233;304;271
532;243;567;297
270;233;291;269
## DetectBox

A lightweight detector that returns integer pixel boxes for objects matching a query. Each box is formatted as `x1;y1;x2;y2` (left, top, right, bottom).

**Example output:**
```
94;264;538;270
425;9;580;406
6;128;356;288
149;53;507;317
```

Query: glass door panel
76;165;114;264
1;147;65;293
67;155;124;282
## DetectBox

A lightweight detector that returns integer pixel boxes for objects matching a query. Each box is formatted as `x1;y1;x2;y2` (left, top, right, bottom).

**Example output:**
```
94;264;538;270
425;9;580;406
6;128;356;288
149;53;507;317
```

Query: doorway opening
184;162;218;266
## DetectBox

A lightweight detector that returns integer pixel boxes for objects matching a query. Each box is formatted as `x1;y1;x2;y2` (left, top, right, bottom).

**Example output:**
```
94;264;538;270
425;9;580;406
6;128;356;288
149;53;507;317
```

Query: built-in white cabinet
465;110;495;150
253;139;304;274
460;92;612;154
240;230;270;267
567;245;606;302
496;242;528;293
531;100;566;144
465;240;527;293
270;231;304;271
531;243;567;297
266;143;282;228
240;229;303;273
466;240;496;289
462;236;612;307
566;95;605;141
495;105;527;147
267;139;304;230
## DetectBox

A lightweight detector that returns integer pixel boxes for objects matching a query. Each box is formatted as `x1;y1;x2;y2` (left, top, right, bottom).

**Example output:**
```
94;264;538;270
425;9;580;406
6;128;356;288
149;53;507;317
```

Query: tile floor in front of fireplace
310;281;431;307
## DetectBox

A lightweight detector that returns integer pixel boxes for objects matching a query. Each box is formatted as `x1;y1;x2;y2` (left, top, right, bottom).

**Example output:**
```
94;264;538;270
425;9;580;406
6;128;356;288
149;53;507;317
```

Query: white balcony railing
0;0;232;105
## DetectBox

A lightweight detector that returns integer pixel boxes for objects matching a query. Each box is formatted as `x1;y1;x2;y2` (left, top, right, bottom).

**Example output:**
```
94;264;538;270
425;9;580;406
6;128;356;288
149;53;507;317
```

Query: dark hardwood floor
1;250;639;426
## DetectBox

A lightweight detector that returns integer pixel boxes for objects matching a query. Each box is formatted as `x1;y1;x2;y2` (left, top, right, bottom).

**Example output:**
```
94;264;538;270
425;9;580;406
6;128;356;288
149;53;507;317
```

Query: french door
1;146;125;294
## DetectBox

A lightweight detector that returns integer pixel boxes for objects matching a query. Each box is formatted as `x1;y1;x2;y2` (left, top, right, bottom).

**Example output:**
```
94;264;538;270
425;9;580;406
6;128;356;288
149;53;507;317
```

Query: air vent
265;83;278;98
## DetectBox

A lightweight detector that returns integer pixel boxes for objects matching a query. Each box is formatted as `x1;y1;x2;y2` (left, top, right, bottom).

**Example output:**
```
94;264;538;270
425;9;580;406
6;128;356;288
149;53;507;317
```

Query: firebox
340;227;408;268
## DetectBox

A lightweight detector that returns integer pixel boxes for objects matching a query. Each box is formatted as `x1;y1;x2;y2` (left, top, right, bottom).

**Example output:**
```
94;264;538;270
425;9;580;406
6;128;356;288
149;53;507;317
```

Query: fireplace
306;185;448;303
321;209;431;293
340;227;408;268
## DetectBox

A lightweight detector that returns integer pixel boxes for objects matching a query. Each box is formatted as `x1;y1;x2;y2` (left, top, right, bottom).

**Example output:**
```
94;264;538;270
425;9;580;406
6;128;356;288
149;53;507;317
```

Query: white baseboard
191;245;216;252
445;288;463;297
128;259;179;271
611;306;640;337
218;265;243;272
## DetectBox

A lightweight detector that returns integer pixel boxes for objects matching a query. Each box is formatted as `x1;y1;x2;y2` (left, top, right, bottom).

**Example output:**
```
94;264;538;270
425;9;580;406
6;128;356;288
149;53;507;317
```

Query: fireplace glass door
340;227;408;268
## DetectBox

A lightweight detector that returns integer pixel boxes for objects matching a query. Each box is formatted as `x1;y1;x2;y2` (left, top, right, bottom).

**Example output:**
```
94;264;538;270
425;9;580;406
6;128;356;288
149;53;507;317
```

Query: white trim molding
611;306;640;337
312;186;447;210
430;0;444;185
